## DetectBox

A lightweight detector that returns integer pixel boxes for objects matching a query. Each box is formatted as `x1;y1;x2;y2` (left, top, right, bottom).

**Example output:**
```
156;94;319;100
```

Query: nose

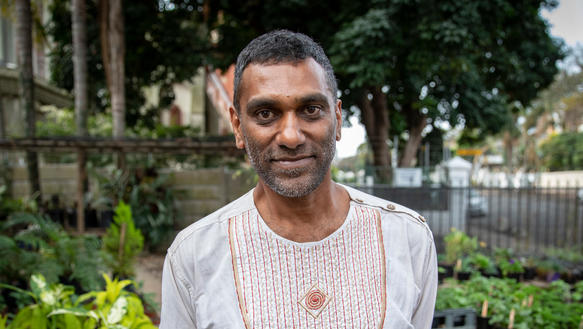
276;112;305;149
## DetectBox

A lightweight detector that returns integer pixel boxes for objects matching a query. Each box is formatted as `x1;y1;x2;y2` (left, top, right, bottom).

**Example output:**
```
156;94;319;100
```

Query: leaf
48;307;97;319
107;296;128;325
30;274;47;295
39;290;57;306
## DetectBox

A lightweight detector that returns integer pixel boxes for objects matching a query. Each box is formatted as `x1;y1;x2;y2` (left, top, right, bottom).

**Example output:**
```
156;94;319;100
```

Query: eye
256;109;275;122
304;105;322;116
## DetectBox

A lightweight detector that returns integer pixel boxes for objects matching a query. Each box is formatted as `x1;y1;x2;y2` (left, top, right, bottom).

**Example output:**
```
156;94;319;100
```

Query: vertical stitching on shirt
228;216;252;329
246;212;263;328
375;208;388;329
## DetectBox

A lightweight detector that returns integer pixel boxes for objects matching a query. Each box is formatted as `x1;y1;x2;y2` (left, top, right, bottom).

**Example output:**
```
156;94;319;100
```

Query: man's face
230;58;342;198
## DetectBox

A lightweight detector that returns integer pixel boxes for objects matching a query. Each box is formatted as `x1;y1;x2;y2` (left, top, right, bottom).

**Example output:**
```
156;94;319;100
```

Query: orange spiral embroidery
305;289;326;310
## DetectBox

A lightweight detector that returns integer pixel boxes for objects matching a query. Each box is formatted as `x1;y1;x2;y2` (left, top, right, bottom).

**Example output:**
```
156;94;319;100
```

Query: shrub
0;212;105;295
437;276;583;328
0;273;157;329
443;228;478;264
102;201;144;278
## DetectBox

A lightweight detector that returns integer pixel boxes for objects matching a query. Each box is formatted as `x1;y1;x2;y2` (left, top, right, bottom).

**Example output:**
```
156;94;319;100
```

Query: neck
253;174;350;242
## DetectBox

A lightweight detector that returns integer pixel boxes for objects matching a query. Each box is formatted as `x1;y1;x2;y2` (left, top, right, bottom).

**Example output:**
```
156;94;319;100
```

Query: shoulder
340;184;433;240
167;188;255;256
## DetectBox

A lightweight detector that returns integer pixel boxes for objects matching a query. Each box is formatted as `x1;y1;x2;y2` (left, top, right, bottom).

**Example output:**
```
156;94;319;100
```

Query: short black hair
233;30;337;111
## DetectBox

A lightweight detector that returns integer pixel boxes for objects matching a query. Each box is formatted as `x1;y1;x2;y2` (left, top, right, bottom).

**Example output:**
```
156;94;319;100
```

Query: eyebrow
297;93;330;105
245;98;279;114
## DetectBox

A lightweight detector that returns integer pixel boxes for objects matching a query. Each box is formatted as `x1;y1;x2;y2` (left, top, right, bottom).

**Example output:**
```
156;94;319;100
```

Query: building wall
537;171;583;187
8;164;255;229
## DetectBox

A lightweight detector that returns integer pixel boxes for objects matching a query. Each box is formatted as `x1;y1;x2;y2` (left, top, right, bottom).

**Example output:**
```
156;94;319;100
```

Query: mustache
266;146;314;159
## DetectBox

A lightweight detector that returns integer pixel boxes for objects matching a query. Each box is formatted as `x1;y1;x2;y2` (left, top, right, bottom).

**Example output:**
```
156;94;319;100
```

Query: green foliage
466;252;498;275
47;0;209;130
0;212;105;294
0;185;37;220
494;248;525;276
52;274;157;329
437;275;583;328
209;0;562;170
128;172;177;252
1;274;156;329
0;274;78;329
443;228;478;264
543;246;583;263
37;107;114;139
539;132;583;171
90;166;177;251
102;202;144;278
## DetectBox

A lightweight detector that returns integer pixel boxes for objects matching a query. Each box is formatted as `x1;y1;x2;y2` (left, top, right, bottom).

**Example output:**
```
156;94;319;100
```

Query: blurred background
0;0;582;328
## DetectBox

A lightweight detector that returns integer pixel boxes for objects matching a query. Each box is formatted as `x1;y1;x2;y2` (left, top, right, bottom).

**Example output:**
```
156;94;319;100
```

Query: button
355;198;363;203
386;204;396;211
418;215;426;223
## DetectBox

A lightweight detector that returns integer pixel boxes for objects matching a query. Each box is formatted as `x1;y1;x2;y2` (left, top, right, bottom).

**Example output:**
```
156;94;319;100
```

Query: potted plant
467;252;498;277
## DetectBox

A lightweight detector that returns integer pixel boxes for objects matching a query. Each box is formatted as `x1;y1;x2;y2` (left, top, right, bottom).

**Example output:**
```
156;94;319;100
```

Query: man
161;30;437;329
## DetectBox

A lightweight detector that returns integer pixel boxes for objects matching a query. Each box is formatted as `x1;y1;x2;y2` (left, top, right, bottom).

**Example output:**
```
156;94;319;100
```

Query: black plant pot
85;209;99;228
477;316;491;329
507;272;522;281
439;264;454;282
560;271;576;284
100;210;114;228
573;268;583;283
523;266;536;281
457;271;472;281
46;208;66;225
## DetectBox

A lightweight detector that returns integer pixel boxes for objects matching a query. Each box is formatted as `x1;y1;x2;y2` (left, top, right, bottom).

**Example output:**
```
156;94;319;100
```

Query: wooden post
508;309;515;329
118;222;127;261
454;258;462;280
481;300;488;317
76;149;86;233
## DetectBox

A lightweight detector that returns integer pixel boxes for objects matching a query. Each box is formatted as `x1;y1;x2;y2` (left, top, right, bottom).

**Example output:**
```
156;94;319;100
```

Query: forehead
238;58;333;107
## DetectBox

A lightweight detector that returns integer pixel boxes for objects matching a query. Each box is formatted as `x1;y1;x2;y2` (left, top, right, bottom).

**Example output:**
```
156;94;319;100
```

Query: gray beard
244;130;336;198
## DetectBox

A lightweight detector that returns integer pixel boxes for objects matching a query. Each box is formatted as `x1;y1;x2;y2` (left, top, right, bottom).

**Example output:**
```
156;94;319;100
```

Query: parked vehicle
468;189;487;217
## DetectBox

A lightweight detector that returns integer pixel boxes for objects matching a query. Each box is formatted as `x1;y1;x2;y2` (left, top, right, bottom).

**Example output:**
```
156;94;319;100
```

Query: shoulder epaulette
350;194;428;225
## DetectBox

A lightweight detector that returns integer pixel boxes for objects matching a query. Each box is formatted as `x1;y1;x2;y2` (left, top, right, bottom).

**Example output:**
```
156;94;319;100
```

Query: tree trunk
0;96;4;139
503;130;514;181
358;87;392;183
399;104;426;167
99;0;112;91
109;0;125;139
73;0;89;233
0;97;11;199
100;0;126;172
15;0;41;200
73;0;88;137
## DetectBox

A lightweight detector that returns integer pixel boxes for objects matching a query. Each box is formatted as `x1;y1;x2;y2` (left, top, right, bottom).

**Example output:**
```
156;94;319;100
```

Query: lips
271;155;315;168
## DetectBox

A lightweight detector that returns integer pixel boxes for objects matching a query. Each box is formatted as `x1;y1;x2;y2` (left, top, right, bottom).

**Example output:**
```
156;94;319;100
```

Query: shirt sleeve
159;253;197;329
410;239;438;329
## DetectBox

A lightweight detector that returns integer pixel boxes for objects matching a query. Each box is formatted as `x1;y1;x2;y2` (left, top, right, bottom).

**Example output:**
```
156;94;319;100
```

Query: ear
335;99;342;141
229;106;246;149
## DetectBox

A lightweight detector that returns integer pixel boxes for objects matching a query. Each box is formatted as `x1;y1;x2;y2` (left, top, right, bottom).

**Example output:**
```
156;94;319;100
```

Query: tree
539;132;583;171
47;0;210;131
518;46;583;170
329;1;562;171
72;0;89;232
209;0;562;182
15;0;41;199
100;0;125;138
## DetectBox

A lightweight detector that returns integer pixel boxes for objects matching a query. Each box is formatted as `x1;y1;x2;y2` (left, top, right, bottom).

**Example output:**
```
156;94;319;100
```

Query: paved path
135;254;165;308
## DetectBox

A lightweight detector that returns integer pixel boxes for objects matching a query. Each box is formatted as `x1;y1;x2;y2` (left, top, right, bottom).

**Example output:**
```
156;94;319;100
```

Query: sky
334;0;583;159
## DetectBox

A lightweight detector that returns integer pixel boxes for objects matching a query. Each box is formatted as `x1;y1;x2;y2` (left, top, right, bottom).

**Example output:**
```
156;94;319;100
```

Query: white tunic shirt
160;185;437;329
